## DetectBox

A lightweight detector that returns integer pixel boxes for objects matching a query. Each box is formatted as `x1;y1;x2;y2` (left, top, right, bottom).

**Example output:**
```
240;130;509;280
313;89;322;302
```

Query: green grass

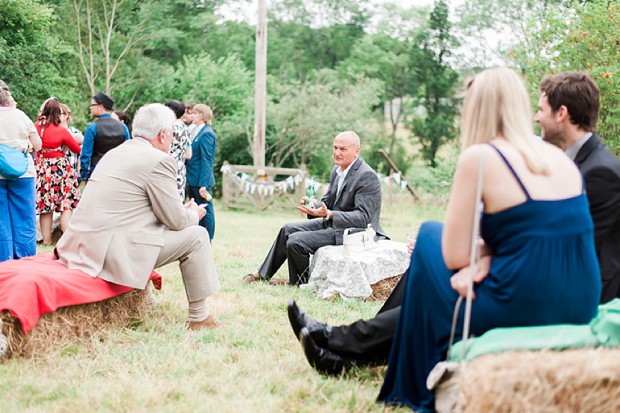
0;198;445;412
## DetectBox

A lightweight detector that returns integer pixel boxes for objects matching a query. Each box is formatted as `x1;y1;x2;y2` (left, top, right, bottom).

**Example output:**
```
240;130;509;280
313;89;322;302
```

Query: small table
301;240;410;299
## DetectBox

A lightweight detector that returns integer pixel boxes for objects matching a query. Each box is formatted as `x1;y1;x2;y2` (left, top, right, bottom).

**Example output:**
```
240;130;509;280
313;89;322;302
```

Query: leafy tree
0;0;77;118
266;69;382;178
410;0;460;167
516;0;620;154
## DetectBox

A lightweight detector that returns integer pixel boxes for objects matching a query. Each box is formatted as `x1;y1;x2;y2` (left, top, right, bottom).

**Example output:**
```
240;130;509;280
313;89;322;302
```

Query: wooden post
253;0;267;168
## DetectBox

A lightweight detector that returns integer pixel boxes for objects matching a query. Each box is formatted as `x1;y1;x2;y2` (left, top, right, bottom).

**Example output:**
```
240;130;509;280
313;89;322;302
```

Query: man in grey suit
244;131;387;286
56;103;221;330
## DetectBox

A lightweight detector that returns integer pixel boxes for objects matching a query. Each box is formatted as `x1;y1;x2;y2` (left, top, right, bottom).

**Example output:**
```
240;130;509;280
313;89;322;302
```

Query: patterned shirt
169;120;191;202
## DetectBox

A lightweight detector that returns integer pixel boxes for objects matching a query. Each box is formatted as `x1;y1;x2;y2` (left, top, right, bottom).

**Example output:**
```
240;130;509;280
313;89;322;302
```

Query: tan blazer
57;139;199;289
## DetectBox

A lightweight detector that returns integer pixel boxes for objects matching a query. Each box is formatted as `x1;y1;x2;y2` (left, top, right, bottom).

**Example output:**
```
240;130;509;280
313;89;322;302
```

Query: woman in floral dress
35;98;81;245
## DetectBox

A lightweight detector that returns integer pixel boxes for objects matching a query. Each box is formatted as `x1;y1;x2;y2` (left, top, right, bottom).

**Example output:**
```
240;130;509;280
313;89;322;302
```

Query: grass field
0;197;445;412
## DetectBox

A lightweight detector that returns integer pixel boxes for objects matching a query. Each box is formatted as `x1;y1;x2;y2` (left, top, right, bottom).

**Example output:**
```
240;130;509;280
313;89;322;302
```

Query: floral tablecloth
301;240;410;299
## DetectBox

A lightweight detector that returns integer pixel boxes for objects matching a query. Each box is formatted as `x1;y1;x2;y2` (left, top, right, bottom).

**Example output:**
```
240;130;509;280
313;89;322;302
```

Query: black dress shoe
300;327;352;375
287;299;330;346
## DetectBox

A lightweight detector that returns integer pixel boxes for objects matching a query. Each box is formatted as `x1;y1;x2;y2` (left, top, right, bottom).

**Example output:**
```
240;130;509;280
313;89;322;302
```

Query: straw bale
444;348;620;413
366;273;403;302
0;289;148;359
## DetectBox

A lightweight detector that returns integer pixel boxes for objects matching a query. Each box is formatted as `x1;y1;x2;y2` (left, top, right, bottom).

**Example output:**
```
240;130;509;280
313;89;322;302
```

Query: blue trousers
0;177;36;262
187;185;215;241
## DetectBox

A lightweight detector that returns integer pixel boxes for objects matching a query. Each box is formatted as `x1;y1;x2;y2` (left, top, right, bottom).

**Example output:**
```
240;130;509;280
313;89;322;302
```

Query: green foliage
516;0;620;154
407;143;458;201
0;0;77;118
409;0;460;167
266;70;383;178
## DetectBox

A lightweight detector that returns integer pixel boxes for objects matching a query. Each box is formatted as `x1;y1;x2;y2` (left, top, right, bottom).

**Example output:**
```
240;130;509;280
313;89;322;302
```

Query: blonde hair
193;104;213;124
460;67;549;174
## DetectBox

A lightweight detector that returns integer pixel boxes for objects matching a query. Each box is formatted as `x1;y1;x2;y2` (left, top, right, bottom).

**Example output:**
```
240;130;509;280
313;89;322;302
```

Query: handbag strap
447;146;485;361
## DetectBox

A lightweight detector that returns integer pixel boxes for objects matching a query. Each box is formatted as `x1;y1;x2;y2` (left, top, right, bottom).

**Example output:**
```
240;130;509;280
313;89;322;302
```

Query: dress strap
485;143;531;199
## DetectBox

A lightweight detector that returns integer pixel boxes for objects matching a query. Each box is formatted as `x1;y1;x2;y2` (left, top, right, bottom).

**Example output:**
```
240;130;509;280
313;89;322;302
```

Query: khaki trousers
155;226;220;302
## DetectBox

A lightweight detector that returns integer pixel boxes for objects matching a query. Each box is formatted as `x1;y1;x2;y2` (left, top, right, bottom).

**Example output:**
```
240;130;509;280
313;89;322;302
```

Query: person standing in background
165;100;192;202
80;92;130;183
0;80;41;261
186;104;216;241
35;98;82;245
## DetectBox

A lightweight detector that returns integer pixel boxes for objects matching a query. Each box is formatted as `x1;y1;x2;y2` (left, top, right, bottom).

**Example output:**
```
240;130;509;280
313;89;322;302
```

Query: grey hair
132;103;175;140
0;80;11;105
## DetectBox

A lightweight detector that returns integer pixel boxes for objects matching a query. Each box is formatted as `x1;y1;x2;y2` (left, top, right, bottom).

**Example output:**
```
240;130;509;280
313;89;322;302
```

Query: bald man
243;131;388;286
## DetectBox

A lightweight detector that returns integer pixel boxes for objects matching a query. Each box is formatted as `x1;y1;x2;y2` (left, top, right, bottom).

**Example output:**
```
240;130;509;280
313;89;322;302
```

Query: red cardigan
35;122;81;158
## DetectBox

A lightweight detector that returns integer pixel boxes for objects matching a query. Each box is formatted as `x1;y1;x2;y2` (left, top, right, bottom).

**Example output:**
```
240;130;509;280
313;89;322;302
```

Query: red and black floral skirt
35;156;81;213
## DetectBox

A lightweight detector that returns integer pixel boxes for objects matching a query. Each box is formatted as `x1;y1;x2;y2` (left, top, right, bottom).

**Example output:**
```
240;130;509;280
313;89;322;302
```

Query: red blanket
0;253;161;334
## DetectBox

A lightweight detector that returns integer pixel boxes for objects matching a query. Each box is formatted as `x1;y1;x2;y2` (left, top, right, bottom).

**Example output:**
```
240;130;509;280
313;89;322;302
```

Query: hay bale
0;289;148;359
443;348;620;413
366;273;403;302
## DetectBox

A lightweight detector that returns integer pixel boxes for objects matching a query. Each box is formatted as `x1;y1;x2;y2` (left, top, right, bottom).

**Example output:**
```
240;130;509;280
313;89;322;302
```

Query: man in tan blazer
56;103;221;330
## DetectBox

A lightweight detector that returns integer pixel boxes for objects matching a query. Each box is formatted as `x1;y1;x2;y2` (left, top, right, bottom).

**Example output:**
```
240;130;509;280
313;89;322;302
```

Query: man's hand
297;198;328;217
449;255;491;300
186;198;207;220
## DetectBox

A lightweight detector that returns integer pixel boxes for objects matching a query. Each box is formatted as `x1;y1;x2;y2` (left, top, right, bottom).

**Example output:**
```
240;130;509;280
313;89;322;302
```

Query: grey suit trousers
258;219;336;285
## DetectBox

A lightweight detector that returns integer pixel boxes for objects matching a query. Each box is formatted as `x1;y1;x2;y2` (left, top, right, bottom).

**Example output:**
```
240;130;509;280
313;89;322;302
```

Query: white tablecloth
301;240;410;299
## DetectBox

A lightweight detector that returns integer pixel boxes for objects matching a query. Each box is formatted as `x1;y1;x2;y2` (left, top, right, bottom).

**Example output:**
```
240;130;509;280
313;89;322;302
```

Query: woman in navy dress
377;67;601;411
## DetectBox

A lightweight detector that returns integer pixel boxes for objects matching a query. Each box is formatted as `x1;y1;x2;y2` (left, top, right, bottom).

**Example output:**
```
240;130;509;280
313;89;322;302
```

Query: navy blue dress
378;145;602;412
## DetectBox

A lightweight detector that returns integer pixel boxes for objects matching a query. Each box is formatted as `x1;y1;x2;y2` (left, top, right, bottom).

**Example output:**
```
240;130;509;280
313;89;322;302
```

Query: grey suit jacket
575;133;620;302
319;157;387;244
56;138;199;289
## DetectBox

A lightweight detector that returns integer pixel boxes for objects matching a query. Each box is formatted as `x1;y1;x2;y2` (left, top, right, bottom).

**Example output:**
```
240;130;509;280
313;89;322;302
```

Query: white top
0;107;38;178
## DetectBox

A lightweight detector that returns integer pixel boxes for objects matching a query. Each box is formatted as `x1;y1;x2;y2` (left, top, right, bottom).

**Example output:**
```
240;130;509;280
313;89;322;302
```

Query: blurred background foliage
1;0;617;199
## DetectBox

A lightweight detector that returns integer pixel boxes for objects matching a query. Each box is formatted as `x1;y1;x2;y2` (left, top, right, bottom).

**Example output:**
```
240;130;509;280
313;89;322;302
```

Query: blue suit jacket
186;124;216;188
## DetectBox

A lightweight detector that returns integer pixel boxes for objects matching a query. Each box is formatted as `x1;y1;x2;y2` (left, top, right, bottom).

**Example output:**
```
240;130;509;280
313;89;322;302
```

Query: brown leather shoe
268;278;289;286
186;315;222;331
243;273;263;283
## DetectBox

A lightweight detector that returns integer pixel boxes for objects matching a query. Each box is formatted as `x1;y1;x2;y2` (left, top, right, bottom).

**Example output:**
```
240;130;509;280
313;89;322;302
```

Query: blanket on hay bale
431;299;620;413
0;254;160;359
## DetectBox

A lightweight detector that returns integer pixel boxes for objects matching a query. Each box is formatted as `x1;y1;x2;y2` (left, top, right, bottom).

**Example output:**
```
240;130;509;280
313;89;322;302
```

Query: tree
410;0;460;167
266;70;382;178
0;0;76;117
517;0;620;154
71;0;150;96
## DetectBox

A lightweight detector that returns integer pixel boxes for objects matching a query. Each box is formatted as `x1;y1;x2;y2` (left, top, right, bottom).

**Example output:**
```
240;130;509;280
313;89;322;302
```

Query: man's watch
325;209;333;220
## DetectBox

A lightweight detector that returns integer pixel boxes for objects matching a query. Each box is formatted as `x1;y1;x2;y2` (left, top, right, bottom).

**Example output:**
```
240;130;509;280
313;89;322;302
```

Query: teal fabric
449;298;620;362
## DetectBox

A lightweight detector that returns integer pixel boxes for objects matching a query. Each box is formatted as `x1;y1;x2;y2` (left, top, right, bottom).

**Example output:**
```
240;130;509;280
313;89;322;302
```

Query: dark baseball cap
92;92;115;110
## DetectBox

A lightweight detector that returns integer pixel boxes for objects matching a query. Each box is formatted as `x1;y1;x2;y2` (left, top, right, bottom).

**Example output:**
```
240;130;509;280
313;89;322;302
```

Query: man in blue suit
186;104;216;240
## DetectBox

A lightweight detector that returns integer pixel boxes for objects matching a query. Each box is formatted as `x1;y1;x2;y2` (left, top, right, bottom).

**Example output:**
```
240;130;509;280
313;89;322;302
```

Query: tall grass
0;199;445;412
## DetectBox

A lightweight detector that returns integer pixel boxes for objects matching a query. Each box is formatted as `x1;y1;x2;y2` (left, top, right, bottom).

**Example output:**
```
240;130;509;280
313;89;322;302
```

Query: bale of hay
366;273;403;302
0;289;148;359
438;348;620;413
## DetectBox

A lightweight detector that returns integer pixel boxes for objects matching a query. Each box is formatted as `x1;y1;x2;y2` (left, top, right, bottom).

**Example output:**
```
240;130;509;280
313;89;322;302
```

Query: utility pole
253;0;267;168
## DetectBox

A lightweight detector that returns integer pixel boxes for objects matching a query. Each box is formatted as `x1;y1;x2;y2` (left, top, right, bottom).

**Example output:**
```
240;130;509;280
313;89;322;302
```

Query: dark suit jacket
575;133;620;303
318;157;387;244
186;124;216;188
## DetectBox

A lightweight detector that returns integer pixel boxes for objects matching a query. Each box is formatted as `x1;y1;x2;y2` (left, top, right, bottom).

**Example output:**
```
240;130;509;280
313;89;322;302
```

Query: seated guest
56;103;221;330
80;92;131;183
0;80;41;262
535;72;620;303
292;68;601;411
243;131;388;286
289;71;620;375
